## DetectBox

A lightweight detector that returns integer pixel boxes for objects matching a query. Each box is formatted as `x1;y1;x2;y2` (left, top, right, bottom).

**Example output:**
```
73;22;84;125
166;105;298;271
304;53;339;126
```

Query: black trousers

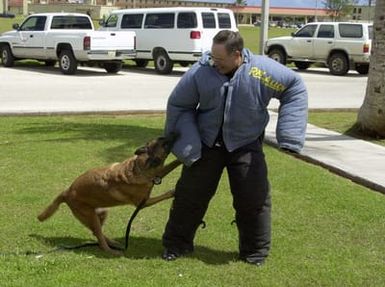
162;137;271;260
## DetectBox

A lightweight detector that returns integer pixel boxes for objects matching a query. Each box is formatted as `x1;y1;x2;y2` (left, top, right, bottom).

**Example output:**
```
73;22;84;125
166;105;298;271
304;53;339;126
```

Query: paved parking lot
0;64;368;114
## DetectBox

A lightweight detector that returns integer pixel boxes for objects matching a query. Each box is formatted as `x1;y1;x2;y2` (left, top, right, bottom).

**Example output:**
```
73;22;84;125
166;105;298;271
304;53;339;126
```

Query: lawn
308;110;385;147
0;114;384;287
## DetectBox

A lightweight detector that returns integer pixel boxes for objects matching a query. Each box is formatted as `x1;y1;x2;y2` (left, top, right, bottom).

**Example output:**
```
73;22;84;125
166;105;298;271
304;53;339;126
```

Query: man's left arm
275;73;308;153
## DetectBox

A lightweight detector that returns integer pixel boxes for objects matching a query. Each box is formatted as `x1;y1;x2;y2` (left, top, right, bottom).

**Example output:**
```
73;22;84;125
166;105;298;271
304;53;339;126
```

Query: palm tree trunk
357;0;385;137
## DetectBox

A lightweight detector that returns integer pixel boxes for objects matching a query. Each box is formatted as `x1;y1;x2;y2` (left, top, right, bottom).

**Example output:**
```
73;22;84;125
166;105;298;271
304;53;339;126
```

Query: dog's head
134;132;178;170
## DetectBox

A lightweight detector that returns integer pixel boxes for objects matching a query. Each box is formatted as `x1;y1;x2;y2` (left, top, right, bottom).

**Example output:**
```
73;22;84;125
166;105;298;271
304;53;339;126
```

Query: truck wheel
179;61;189;67
45;60;56;67
1;45;15;67
355;64;369;75
134;59;149;68
268;48;286;65
59;50;77;75
294;61;310;70
328;53;349;76
154;50;173;74
104;62;122;73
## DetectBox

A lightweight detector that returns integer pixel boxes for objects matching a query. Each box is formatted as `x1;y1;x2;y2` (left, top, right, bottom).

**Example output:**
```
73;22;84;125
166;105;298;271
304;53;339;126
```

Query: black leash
125;198;147;250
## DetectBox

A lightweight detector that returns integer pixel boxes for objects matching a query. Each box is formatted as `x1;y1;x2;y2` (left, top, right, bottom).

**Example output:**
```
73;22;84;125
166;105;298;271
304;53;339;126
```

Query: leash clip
152;176;162;185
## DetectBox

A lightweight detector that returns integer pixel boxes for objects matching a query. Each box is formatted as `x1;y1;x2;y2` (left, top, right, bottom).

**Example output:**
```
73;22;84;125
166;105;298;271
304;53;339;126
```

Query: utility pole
259;0;269;55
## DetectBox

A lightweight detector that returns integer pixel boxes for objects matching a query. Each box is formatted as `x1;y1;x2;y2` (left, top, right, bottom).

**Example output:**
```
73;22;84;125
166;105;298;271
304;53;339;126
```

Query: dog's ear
135;146;147;155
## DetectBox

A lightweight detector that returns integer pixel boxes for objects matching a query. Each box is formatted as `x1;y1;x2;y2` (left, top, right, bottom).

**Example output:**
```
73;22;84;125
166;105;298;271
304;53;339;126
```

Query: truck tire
355;64;369;75
1;45;15;67
154;50;173;74
134;59;149;68
268;48;286;65
328;53;349;76
59;50;77;75
104;62;122;73
294;61;310;70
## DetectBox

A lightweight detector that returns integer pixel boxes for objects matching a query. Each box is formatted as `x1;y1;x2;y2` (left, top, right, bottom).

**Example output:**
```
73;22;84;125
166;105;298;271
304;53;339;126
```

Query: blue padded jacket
165;48;308;166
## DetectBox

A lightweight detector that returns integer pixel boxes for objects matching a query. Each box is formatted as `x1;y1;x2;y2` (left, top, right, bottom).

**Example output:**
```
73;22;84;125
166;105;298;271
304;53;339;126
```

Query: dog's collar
152;176;162;185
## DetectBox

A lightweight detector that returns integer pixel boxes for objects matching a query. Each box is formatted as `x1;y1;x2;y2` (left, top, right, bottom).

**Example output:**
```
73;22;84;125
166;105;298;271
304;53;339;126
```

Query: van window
177;12;197;28
218;13;231;29
144;13;175;29
121;14;144;29
202;13;216;28
339;24;363;38
105;14;118;28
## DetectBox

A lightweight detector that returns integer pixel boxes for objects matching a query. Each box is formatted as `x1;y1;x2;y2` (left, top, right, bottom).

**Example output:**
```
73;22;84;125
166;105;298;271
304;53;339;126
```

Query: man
161;30;308;266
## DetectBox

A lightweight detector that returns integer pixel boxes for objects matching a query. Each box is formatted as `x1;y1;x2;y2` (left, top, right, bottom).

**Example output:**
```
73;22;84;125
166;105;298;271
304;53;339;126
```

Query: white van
99;7;238;74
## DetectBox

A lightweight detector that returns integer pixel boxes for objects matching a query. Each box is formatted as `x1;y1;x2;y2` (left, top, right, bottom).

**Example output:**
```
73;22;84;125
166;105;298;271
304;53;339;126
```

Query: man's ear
135;146;147;155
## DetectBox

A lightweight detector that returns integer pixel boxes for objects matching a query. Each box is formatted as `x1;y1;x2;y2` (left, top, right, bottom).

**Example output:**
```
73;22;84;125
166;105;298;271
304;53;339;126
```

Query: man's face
211;43;241;75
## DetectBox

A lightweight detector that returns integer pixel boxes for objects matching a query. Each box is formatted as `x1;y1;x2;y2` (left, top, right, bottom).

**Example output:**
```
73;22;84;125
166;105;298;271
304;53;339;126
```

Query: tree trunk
357;0;385;137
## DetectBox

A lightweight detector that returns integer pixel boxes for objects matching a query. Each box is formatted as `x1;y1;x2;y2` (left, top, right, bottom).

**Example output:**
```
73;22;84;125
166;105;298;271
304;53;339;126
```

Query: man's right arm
165;65;202;166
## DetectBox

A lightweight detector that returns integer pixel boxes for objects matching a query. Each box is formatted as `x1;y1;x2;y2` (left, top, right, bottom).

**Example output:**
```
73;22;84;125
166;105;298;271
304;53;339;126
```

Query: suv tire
154;50;173;74
59;50;78;75
328;52;349;76
294;61;310;70
1;45;15;67
268;48;286;65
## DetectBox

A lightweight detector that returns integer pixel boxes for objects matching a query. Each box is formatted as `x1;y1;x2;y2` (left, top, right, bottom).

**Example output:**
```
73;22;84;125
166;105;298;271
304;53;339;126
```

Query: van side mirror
12;23;20;30
99;19;105;27
291;32;295;37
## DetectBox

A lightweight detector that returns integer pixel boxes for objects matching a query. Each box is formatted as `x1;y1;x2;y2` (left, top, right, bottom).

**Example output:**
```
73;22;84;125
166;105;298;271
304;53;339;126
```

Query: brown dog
37;134;181;255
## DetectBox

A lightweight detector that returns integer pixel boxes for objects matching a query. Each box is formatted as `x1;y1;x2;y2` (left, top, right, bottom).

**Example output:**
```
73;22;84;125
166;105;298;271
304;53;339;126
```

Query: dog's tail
37;192;66;222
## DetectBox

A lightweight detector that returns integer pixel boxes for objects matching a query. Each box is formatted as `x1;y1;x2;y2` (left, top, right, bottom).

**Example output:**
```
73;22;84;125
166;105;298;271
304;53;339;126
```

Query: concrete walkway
265;112;385;194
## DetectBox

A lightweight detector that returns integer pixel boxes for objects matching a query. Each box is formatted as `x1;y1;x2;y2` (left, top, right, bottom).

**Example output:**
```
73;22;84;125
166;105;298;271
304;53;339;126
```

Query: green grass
308;110;385;147
239;25;296;54
0;114;384;286
0;15;23;33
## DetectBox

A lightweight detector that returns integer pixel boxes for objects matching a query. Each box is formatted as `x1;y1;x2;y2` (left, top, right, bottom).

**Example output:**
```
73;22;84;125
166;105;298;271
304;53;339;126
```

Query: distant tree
356;0;385;137
323;0;358;21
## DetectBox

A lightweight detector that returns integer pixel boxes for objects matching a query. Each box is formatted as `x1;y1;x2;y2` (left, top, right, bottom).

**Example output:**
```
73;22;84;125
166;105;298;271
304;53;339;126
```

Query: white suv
264;22;372;75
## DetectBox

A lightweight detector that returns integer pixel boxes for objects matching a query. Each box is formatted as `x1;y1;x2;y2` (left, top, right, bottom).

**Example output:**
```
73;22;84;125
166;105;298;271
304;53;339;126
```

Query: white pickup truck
0;13;136;74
